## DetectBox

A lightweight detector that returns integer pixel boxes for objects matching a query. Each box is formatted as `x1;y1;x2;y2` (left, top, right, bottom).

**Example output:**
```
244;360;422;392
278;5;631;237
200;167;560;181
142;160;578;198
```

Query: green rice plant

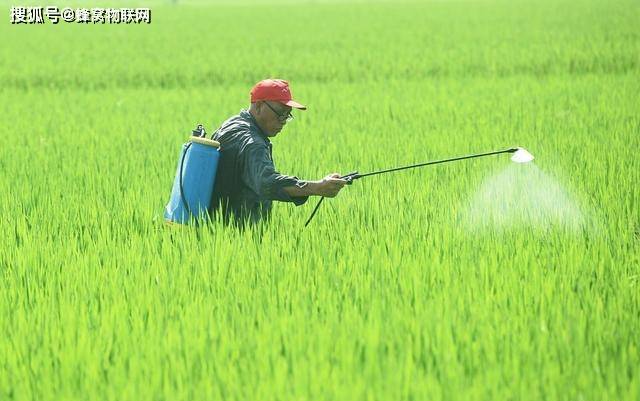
0;1;638;400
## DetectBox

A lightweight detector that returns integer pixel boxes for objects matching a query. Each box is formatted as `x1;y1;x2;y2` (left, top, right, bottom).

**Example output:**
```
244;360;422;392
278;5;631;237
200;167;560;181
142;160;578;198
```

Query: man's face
257;101;293;137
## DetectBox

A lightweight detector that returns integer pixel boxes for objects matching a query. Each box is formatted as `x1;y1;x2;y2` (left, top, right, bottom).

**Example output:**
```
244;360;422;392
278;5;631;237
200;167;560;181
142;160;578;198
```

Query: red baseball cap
250;79;306;110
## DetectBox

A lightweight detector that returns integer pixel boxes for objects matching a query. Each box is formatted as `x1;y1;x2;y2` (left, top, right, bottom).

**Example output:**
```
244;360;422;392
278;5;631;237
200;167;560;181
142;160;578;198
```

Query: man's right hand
282;173;348;199
314;173;347;198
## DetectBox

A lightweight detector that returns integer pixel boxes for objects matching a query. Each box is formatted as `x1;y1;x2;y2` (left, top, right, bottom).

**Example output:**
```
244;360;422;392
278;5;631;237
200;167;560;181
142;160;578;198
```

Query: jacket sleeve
240;143;309;206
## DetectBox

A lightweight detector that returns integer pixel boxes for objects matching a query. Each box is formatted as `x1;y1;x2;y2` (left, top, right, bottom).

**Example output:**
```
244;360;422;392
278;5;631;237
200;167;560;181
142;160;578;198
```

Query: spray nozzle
511;147;535;163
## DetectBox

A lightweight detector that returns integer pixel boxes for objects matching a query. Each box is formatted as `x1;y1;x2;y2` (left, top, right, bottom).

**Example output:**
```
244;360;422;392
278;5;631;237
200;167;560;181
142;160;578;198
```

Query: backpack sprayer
304;147;534;227
164;125;221;225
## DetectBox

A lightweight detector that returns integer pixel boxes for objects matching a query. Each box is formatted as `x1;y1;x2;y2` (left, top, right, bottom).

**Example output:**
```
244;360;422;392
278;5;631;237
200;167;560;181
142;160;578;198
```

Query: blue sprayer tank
164;125;220;224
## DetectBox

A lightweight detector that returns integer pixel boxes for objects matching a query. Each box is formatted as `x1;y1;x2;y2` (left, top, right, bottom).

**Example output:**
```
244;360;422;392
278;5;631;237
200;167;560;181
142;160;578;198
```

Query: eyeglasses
263;101;294;122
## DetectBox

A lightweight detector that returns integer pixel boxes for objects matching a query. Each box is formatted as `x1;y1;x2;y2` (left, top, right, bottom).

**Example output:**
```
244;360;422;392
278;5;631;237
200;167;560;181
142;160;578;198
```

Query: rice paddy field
1;0;639;400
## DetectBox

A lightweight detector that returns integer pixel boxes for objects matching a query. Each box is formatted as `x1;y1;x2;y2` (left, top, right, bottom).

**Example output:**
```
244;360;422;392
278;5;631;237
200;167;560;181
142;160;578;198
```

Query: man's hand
314;173;348;198
282;173;348;198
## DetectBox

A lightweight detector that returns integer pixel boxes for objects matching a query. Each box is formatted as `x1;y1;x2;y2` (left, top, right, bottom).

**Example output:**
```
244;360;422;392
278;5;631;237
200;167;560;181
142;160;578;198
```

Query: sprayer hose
179;142;192;219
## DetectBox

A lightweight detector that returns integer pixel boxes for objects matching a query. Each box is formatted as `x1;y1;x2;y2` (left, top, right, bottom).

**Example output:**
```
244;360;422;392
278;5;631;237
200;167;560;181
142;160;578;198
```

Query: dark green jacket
209;109;308;225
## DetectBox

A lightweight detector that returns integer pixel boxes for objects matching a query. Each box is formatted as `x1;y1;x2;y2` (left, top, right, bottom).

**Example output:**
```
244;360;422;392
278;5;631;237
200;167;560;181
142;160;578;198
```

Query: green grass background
1;0;639;400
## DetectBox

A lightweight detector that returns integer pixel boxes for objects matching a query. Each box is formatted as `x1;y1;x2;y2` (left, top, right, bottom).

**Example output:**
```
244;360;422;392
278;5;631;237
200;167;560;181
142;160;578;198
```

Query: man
209;79;347;226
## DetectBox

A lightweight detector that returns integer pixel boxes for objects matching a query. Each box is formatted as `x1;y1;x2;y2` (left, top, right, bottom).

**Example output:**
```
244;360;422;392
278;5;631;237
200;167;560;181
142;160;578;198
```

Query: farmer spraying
164;78;533;227
209;79;347;226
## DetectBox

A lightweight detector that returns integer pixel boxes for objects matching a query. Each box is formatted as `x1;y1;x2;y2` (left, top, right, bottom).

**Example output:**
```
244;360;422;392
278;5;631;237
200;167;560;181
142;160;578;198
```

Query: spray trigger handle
341;171;360;185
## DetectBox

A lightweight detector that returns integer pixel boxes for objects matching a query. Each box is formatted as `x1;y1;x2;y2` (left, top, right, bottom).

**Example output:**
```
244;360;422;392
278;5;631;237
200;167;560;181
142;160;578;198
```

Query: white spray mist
463;163;588;232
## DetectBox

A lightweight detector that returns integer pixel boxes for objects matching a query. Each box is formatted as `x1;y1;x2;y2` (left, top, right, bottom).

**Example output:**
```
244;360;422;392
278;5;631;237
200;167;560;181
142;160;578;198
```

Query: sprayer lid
190;136;220;148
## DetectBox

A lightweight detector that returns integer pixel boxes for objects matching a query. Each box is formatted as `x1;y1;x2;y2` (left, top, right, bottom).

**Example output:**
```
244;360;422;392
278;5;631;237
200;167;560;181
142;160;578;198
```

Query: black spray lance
304;147;534;227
